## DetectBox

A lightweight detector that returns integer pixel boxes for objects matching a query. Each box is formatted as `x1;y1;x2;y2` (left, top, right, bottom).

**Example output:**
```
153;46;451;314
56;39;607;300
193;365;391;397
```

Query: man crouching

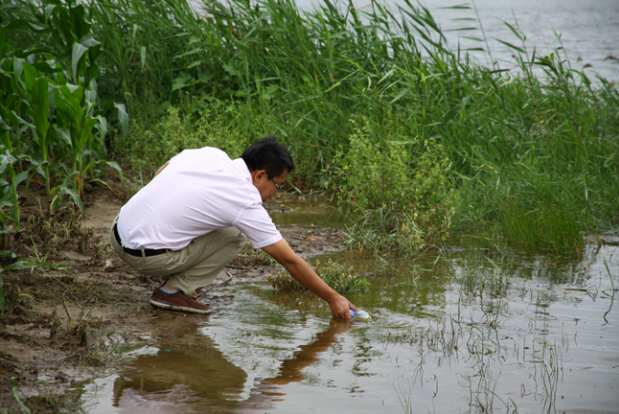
110;136;357;319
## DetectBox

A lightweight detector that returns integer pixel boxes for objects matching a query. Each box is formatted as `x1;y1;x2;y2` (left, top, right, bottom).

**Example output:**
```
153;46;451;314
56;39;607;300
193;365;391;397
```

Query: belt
113;223;167;257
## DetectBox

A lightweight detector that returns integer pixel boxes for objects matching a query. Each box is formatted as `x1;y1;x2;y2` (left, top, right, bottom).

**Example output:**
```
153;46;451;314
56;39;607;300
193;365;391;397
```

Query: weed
231;244;274;268
268;272;307;293
315;259;370;293
602;256;617;324
23;388;86;414
17;205;102;260
10;377;32;414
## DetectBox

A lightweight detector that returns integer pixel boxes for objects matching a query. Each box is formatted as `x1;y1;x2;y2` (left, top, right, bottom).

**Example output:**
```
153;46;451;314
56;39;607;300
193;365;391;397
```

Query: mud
0;174;343;413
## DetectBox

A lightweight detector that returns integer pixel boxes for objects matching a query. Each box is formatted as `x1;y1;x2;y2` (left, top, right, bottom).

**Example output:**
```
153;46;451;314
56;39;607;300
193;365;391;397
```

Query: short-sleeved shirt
117;147;282;250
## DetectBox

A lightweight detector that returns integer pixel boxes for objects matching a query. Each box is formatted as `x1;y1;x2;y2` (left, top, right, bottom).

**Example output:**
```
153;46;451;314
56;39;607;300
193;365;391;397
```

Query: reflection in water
237;319;350;412
113;316;350;413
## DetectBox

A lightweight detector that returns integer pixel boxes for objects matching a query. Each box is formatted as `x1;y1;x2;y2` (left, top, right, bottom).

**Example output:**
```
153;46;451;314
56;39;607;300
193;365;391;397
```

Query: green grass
3;0;618;256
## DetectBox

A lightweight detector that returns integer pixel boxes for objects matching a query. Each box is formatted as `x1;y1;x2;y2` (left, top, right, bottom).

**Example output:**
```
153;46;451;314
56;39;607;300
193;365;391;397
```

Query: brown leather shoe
149;287;212;314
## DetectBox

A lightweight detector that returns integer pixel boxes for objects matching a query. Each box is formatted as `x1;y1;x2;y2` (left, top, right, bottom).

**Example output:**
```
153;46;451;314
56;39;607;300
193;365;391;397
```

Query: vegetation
325;117;453;255
0;0;125;250
1;0;618;270
269;258;370;293
2;3;615;409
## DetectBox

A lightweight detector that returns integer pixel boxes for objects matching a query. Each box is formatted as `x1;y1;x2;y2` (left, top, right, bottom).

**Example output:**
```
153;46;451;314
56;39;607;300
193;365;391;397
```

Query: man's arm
262;239;358;319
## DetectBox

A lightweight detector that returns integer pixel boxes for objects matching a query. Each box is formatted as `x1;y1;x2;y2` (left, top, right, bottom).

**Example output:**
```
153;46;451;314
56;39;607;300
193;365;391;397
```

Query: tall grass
5;0;619;255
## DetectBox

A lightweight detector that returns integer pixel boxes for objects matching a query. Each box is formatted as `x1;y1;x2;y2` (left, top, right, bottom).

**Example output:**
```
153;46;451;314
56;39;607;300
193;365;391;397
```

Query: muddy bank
0;178;343;413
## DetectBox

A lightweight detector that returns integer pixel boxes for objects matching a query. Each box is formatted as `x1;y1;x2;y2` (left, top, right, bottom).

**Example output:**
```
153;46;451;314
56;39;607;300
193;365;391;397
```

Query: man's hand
329;294;358;320
263;239;359;319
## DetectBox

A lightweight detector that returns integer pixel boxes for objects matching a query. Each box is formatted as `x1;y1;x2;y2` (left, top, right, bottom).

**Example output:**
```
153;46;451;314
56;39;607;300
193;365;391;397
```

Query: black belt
113;223;167;257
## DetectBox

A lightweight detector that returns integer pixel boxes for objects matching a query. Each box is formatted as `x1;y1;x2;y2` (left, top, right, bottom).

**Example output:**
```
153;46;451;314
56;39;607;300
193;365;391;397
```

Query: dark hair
241;136;295;178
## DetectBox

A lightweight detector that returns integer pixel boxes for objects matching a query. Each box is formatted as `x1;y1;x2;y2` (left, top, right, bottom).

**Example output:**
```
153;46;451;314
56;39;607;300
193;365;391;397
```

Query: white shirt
117;147;282;250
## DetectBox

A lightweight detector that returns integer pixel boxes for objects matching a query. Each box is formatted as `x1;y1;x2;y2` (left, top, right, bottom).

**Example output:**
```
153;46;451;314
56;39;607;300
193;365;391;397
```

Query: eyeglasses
269;177;283;192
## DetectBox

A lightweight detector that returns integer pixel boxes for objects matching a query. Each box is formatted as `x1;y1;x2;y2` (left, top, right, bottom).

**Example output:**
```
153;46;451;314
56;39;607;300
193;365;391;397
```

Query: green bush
325;118;453;255
127;102;279;170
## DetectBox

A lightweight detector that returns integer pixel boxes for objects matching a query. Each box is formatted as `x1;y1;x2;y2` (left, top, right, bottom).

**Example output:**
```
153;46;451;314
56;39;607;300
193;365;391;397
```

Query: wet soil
0;173;344;413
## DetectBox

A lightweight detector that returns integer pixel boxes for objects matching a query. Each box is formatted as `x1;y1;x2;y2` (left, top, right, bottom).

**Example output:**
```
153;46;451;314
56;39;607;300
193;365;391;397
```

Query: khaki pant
110;215;246;297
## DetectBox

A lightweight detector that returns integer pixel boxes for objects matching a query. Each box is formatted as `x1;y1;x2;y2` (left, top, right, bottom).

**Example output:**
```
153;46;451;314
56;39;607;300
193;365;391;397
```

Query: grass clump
269;258;369;294
231;243;274;267
22;388;87;414
499;196;584;255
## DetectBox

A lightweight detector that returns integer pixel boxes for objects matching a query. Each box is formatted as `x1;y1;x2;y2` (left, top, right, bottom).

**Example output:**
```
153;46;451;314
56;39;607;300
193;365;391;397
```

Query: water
81;201;619;414
296;0;619;83
424;0;619;82
266;194;346;228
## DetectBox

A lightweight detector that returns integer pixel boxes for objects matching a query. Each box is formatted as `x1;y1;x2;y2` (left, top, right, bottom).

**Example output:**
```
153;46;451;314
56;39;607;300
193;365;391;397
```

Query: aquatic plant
269;258;369;293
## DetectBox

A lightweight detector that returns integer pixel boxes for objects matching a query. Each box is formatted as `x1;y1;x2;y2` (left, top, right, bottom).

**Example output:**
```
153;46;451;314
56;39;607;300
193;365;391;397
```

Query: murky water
424;0;619;81
266;194;346;228
79;200;618;414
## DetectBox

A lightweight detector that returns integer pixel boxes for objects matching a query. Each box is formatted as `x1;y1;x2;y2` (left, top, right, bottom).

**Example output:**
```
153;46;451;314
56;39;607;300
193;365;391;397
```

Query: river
82;196;619;414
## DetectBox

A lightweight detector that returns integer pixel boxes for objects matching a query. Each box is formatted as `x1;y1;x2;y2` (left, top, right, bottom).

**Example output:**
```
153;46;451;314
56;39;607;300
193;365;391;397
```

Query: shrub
324;117;454;255
126;102;276;171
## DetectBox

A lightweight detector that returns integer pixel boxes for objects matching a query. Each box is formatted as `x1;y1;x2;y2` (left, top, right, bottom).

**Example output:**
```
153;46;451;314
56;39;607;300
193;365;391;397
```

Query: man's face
251;169;288;202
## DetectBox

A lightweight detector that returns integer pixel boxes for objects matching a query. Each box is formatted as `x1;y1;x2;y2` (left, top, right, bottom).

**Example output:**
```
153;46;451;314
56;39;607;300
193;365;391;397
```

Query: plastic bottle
350;309;372;322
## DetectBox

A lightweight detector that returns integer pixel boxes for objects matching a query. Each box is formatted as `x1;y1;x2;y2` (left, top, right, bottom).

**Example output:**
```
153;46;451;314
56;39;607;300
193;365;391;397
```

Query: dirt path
0;183;344;412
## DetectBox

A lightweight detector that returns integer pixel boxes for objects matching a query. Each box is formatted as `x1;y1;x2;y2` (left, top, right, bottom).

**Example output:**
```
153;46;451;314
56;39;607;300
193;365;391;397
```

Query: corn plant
0;1;125;210
0;149;27;249
53;83;99;197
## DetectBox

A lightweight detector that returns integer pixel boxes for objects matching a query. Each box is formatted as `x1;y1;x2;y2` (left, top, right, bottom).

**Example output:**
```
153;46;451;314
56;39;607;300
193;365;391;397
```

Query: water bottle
350;309;372;322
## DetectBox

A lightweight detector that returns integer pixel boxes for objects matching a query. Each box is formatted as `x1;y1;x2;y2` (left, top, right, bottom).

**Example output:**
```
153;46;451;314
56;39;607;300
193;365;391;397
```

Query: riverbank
0;176;344;413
